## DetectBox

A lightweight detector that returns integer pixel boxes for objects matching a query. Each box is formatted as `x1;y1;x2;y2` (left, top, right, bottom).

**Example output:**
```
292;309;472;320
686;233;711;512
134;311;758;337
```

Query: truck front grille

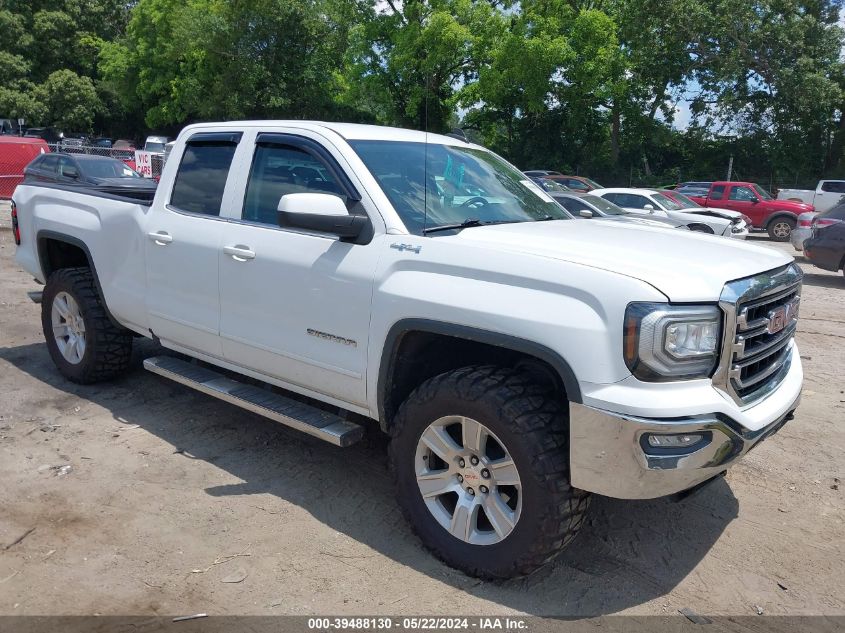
714;264;803;406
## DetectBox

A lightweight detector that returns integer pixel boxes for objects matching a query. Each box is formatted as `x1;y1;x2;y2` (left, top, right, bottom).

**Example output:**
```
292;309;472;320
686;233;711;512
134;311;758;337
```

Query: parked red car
0;136;50;199
686;181;813;241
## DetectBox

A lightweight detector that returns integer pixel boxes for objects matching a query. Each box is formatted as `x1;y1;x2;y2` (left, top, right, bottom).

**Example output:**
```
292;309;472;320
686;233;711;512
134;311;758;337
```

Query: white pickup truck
777;180;845;212
11;121;803;579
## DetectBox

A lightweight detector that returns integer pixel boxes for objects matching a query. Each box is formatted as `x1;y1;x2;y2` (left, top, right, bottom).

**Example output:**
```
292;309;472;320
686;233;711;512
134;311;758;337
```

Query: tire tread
389;365;590;579
42;267;132;384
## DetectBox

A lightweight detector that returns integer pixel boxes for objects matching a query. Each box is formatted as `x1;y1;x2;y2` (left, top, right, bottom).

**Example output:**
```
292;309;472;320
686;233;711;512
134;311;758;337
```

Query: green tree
342;0;503;132
34;69;101;130
101;0;366;129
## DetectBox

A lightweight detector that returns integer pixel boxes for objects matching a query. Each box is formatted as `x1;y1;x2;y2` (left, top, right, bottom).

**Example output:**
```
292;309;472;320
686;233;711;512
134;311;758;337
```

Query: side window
709;185;726;200
170;141;238;216
602;193;619;204
57;156;76;178
243;143;345;226
40;155;59;173
621;194;648;209
566;179;589;191
557;198;580;215
729;186;757;202
821;181;845;194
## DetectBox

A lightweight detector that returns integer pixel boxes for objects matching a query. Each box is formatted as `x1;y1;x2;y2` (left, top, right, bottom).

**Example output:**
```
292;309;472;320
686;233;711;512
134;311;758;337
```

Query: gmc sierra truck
11;121;803;579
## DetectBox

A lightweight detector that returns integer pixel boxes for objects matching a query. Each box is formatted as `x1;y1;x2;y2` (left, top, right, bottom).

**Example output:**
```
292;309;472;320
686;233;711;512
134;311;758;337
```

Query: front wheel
389;366;590;579
767;218;795;241
42;267;133;384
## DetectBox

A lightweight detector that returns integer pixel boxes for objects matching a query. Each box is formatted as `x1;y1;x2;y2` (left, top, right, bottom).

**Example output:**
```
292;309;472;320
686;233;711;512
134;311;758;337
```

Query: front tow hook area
671;471;727;502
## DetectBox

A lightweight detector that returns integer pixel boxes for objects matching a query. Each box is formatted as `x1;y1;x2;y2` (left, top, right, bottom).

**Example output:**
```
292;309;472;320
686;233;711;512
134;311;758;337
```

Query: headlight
624;303;722;381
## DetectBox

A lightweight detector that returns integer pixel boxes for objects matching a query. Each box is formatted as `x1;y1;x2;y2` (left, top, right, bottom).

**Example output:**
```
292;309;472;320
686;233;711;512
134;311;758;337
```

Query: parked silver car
791;211;817;252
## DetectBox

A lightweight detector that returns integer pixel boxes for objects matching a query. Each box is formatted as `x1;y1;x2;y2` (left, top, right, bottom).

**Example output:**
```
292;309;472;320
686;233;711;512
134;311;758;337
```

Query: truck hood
450;220;792;302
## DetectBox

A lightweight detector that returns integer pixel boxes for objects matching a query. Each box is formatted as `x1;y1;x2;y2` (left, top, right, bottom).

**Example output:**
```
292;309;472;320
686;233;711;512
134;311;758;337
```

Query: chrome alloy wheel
772;221;792;238
414;415;522;545
51;291;86;364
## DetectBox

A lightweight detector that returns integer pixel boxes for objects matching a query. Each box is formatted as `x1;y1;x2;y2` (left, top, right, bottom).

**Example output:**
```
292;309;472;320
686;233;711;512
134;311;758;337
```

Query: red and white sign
134;150;153;178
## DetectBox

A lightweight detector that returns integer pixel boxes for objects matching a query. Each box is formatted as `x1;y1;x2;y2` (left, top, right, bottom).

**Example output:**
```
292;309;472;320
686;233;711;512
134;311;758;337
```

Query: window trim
167;133;241;218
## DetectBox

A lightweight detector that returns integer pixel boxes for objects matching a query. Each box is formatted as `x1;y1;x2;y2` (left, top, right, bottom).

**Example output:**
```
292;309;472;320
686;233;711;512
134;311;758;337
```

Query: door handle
148;231;173;245
223;245;256;261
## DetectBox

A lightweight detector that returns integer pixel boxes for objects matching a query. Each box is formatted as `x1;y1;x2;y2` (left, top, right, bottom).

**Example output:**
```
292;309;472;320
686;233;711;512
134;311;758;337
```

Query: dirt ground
0;214;843;617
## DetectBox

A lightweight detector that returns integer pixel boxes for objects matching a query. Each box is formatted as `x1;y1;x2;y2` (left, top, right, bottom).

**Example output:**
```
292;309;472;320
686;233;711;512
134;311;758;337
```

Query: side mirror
63;165;79;179
277;193;366;240
578;209;594;218
643;204;655;212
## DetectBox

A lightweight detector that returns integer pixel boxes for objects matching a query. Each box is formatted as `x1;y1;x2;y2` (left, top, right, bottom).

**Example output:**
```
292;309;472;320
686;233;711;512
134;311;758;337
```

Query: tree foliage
0;0;842;182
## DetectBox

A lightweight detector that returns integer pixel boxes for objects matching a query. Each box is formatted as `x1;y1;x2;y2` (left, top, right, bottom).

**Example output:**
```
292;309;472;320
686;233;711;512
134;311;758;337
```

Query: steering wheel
461;196;489;208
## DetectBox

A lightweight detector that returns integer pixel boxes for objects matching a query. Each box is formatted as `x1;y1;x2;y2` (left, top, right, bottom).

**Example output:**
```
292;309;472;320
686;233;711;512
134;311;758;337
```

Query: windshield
663;191;698;209
350;140;569;235
581;194;627;216
536;178;570;193
753;184;773;200
651;192;683;211
83;158;140;179
582;177;602;189
145;142;165;152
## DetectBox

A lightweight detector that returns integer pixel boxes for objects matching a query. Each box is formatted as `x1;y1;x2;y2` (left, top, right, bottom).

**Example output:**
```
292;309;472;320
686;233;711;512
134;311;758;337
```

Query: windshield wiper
423;218;486;234
424;216;561;234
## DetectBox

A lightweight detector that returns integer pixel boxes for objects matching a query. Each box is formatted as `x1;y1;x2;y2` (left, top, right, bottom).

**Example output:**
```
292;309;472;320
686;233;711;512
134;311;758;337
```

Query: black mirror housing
277;210;368;240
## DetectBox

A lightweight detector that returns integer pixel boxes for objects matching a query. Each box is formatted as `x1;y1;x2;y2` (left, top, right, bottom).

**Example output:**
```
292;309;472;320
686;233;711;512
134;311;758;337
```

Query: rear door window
729;186;757;202
170;135;240;216
39;155;58;173
821;181;845;194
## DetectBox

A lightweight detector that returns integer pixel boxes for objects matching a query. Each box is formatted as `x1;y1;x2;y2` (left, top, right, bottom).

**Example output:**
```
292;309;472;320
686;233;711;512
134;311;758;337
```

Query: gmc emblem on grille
766;297;800;335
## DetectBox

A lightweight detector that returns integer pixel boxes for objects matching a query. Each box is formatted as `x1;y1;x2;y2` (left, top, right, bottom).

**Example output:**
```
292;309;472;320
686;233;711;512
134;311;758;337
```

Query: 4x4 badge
390;243;421;254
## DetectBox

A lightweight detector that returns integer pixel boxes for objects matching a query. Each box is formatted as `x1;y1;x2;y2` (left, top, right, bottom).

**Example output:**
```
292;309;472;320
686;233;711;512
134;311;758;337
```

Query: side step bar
143;356;364;447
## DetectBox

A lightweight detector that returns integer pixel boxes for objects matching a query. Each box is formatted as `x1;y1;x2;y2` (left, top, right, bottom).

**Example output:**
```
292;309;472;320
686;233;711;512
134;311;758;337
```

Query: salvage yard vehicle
660;188;753;231
12;121;803;579
546;191;689;230
777;180;845;213
686;181;813;241
591;187;745;238
803;203;845;279
23;153;157;201
791;212;818;252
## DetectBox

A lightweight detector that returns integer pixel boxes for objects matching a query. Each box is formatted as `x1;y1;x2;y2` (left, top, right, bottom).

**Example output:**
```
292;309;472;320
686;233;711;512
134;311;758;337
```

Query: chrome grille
713;264;803;406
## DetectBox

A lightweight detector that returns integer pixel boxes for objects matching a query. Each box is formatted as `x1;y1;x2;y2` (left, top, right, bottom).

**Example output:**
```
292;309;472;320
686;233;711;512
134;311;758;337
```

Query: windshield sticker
520;179;555;203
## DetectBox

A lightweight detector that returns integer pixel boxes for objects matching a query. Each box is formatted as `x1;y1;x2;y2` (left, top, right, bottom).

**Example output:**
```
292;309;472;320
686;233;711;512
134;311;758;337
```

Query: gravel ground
0;227;842;618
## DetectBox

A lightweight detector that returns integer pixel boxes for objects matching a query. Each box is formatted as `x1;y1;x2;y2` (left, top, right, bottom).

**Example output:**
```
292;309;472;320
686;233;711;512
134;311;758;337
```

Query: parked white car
778;180;845;213
592;188;747;238
12;121;802;579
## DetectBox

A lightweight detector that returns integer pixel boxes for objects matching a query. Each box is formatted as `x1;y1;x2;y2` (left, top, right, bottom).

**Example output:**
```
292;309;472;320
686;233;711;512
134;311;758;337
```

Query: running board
143;356;364;447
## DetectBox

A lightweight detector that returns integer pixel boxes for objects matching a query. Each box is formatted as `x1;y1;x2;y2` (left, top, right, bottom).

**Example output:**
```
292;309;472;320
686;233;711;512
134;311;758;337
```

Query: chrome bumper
569;397;799;499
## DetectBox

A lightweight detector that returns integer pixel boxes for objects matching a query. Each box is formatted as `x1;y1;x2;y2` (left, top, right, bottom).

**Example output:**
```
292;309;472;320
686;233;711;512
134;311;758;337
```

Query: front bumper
569;397;798;499
728;225;749;239
791;227;811;251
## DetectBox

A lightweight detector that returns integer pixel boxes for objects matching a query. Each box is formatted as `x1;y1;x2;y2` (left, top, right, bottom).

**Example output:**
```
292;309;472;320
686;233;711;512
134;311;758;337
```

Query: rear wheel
389;365;590;579
767;217;795;241
42;267;133;384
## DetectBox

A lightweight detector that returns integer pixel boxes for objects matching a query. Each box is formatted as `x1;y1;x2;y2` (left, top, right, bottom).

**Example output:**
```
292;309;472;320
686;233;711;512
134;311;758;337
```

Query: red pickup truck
686;181;813;241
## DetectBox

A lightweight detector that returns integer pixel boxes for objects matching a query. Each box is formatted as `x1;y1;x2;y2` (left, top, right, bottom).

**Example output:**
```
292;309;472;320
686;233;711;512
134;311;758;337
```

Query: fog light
645;433;703;448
